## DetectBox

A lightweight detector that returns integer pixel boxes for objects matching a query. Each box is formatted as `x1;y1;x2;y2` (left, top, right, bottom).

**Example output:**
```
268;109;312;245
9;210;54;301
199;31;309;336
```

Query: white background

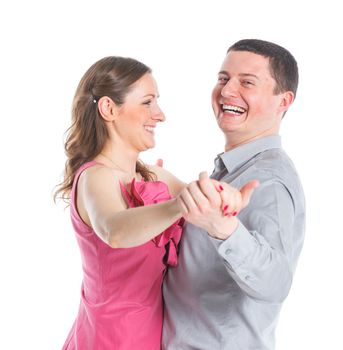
1;0;342;349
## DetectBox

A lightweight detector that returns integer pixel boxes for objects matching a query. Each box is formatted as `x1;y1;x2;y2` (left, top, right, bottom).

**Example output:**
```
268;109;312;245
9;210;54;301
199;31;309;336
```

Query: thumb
240;180;260;207
199;171;209;180
156;158;164;167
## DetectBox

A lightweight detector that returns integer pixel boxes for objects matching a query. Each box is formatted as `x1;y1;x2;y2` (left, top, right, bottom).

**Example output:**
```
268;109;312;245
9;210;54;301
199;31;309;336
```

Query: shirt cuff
210;221;259;269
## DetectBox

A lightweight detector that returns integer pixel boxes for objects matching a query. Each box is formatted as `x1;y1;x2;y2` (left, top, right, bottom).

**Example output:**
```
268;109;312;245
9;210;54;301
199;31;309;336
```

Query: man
163;39;306;350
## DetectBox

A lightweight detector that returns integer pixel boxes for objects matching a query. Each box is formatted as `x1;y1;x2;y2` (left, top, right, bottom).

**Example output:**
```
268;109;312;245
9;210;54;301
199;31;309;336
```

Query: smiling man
163;39;306;350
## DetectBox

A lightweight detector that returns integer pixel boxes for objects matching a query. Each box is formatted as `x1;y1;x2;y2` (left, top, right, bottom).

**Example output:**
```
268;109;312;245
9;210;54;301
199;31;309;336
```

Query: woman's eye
143;100;152;106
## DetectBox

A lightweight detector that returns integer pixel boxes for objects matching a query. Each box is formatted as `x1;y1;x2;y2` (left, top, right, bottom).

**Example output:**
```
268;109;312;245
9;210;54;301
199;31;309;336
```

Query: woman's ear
97;96;118;122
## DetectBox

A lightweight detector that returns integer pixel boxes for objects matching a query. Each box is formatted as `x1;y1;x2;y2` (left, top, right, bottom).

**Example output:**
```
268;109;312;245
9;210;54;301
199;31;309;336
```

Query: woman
55;56;236;349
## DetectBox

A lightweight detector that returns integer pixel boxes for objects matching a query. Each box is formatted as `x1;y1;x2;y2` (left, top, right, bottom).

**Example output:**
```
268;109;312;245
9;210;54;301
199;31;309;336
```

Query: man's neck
224;131;279;152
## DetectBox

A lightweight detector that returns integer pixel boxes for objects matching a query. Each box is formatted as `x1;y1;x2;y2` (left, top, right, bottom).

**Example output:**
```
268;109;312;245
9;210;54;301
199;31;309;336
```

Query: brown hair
228;39;299;98
54;56;156;203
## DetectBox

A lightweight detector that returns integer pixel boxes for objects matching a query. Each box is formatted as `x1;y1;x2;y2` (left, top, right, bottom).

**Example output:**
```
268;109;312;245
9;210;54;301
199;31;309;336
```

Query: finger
240;180;260;208
177;196;189;216
212;181;236;212
198;172;221;206
179;187;200;213
232;190;243;215
219;188;233;213
211;179;225;193
187;181;210;209
199;171;209;181
219;186;239;215
156;158;164;167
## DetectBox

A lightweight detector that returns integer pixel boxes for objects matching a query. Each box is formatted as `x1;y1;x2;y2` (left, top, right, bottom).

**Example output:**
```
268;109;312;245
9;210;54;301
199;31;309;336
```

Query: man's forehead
219;52;271;78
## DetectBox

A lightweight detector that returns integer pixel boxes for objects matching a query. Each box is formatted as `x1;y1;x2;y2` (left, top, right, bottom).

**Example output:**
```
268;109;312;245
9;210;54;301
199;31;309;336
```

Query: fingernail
219;185;224;191
223;204;229;211
224;212;229;216
232;211;237;216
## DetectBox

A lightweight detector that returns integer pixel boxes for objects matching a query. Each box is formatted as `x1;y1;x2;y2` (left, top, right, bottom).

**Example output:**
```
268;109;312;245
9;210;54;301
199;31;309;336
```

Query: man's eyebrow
238;73;259;80
217;71;260;80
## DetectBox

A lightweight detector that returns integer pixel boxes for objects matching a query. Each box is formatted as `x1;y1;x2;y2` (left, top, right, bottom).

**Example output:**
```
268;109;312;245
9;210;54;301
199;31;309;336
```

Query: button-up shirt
163;135;306;350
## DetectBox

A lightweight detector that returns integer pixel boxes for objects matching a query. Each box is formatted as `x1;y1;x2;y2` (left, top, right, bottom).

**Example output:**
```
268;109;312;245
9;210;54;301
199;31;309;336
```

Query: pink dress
62;161;182;350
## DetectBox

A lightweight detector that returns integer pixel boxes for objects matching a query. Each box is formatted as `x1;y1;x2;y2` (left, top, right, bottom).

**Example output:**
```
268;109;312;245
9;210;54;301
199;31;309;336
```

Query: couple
56;39;305;350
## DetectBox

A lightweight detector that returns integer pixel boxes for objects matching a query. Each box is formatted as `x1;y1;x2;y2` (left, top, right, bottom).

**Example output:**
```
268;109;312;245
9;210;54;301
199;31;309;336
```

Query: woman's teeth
144;126;155;133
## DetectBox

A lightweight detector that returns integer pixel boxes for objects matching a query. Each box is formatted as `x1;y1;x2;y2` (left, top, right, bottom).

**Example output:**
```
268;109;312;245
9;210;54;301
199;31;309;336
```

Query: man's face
211;50;291;148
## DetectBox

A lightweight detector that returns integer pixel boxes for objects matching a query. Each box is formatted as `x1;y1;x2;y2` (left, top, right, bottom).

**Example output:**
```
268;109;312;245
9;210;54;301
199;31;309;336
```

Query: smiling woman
54;56;186;350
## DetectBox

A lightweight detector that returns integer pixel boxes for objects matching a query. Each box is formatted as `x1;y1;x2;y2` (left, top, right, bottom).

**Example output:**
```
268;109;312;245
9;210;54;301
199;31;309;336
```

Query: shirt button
225;248;231;254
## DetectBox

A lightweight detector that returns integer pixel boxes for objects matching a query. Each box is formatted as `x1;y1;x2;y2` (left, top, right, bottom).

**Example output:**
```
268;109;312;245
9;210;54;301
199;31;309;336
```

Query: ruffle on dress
120;178;183;267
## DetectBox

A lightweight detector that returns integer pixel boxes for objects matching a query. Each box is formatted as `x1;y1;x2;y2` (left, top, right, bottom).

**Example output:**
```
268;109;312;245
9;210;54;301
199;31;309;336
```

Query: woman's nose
152;104;165;122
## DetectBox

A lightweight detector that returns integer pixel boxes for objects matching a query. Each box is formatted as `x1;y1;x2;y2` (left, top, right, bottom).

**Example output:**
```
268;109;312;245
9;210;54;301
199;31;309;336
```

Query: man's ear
278;91;294;114
97;96;119;122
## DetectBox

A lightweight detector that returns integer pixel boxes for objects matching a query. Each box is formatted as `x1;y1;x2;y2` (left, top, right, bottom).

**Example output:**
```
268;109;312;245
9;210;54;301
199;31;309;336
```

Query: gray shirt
163;135;306;350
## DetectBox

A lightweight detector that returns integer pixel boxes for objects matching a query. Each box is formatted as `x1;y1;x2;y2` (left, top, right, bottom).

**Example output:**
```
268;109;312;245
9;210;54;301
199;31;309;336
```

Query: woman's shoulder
79;162;123;192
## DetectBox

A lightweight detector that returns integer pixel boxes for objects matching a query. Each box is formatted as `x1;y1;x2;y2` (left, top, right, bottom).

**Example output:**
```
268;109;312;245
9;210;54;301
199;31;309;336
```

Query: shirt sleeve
210;180;304;303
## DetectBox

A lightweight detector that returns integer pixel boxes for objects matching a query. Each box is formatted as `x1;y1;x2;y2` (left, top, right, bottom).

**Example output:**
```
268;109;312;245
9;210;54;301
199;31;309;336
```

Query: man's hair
228;39;299;98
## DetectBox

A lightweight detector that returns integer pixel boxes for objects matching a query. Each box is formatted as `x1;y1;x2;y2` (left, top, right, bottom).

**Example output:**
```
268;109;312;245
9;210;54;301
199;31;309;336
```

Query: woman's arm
148;164;186;196
77;165;182;248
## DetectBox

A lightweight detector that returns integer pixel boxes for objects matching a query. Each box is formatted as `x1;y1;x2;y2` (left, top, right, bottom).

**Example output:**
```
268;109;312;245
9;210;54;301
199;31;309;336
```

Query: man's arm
211;180;305;303
181;174;305;303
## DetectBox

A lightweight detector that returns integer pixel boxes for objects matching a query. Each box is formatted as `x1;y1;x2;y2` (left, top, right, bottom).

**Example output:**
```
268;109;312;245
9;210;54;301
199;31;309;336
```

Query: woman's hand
177;172;259;240
211;177;260;217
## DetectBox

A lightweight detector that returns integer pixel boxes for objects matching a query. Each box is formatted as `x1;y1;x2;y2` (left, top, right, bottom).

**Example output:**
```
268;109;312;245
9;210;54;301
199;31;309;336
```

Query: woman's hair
54;56;156;203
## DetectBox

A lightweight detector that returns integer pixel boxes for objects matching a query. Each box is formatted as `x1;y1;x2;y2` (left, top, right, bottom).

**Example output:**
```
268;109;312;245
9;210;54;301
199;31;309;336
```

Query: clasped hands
177;172;259;240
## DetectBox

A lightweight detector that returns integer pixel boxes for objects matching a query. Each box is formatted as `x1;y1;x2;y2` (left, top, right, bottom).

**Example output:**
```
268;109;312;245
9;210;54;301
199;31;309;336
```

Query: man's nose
221;80;239;98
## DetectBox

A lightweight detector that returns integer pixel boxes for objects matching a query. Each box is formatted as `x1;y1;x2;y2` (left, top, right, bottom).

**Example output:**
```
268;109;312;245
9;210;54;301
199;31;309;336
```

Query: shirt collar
217;135;282;174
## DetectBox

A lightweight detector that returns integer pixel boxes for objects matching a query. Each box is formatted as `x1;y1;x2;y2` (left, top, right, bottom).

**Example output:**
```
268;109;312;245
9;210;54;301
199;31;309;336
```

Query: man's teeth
222;104;246;115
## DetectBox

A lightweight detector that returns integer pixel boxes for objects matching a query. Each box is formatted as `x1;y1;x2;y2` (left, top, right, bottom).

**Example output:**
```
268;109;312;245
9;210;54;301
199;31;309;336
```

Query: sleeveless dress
62;161;183;350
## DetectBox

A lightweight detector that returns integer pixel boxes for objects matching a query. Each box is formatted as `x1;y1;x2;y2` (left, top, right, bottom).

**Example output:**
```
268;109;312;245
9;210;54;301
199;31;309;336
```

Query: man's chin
218;119;244;133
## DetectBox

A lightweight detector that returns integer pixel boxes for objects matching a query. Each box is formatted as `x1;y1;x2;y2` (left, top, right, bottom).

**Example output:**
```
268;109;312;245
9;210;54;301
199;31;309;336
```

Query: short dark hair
228;39;298;98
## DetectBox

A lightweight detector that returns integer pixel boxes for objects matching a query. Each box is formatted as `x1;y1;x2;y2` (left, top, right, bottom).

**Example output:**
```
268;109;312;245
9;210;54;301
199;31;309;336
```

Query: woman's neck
97;145;140;180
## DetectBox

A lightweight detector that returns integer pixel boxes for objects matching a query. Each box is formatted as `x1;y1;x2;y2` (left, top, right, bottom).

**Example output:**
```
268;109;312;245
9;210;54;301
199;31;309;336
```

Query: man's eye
242;81;253;86
218;77;228;84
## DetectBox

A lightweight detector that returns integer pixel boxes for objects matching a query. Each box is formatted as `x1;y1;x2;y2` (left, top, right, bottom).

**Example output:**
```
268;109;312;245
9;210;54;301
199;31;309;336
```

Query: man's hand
177;172;259;240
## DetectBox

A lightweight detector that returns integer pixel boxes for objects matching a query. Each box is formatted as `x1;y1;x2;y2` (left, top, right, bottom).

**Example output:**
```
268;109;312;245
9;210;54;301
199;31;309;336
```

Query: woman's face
114;73;165;152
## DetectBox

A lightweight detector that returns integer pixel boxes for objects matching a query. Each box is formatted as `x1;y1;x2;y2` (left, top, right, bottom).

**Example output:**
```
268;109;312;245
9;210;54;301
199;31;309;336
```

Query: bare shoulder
148;164;186;196
78;164;127;215
79;164;123;197
81;163;115;179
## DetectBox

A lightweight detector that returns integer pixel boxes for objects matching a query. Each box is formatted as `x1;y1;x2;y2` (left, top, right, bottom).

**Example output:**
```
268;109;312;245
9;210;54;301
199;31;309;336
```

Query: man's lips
221;104;246;115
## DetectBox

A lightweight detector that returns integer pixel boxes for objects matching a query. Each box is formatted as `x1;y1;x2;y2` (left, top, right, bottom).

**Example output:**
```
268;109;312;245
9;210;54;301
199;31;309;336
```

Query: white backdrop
1;0;342;349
